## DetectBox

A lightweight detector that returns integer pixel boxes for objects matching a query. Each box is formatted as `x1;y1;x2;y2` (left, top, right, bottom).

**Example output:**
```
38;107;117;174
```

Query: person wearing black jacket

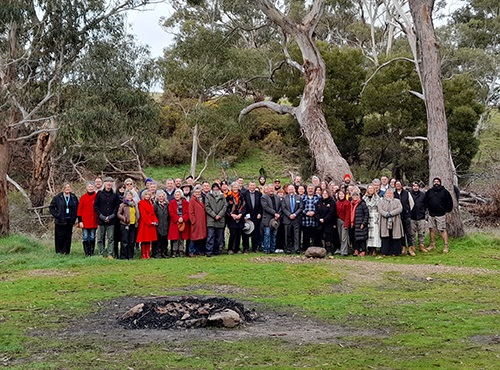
410;181;427;254
242;181;263;253
49;183;79;254
425;177;454;253
94;177;120;258
315;189;337;254
394;180;414;256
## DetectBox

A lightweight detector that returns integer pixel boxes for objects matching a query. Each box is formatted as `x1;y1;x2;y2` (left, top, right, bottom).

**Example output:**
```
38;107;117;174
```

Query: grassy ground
0;233;499;369
144;148;291;184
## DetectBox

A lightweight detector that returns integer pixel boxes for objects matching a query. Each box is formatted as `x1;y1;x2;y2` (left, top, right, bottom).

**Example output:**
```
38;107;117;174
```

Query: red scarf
350;199;360;227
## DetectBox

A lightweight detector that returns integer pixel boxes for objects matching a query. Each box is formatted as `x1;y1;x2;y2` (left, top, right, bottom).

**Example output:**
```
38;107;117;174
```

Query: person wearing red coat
168;189;190;257
336;190;351;256
189;186;207;257
136;190;158;259
77;182;98;256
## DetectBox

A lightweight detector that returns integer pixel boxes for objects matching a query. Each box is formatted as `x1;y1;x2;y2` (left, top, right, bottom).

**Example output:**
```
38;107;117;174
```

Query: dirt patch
470;334;500;345
37;295;388;346
26;269;78;277
172;284;252;296
253;255;498;276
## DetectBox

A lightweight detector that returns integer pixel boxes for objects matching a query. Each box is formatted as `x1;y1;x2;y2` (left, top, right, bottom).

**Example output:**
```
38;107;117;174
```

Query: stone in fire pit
119;296;256;330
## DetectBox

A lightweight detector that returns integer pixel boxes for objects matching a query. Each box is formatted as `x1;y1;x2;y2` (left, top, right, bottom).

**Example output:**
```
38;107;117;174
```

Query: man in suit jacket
261;184;282;253
281;184;304;254
242;181;263;253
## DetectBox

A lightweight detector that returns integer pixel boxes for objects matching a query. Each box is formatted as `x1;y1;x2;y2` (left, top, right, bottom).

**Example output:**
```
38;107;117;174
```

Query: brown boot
420;244;427;253
426;243;436;252
409;246;416;256
443;243;449;253
402;246;407;255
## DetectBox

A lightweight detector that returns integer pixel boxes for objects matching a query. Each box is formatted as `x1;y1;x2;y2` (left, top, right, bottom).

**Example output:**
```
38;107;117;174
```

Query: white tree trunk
409;0;464;237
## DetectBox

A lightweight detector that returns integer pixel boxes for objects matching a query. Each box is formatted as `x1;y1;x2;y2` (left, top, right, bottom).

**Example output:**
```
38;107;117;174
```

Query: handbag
177;221;185;232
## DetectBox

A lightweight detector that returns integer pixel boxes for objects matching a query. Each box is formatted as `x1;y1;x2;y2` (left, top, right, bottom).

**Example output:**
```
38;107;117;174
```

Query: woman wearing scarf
117;190;139;259
226;182;246;254
336;190;351;256
378;188;404;256
136;190;158;259
167;189;190;257
350;190;369;257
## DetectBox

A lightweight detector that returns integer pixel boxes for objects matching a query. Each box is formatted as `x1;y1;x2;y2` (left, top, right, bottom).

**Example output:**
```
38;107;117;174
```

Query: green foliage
58;32;161;174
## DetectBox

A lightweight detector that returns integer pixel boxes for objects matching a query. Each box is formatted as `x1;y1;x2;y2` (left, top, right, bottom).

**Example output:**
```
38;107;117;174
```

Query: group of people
48;173;454;259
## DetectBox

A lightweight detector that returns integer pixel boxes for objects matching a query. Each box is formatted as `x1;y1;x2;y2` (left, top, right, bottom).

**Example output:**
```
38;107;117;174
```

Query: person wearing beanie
205;181;227;257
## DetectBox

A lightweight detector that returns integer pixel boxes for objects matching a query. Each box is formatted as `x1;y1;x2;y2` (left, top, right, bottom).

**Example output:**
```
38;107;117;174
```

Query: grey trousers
97;224;115;257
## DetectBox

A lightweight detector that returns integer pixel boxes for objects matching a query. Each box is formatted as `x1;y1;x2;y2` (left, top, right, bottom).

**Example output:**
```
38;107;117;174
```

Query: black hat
274;179;280;182
211;182;220;190
433;177;442;184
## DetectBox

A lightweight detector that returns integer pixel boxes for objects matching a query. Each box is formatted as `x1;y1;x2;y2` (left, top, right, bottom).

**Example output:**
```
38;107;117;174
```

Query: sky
125;2;174;58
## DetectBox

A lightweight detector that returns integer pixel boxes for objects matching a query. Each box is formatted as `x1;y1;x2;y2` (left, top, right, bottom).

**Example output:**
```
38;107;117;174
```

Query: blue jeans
206;227;224;255
82;228;96;242
263;226;277;253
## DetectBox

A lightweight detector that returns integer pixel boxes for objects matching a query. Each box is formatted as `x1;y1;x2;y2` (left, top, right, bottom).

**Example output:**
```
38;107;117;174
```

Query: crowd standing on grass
49;173;455;258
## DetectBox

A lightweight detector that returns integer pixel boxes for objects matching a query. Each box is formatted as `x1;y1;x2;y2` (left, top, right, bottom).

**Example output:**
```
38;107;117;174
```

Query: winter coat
77;191;98;229
261;194;282;227
136;199;158;243
243;190;263;222
154;201;169;237
410;190;426;220
315;197;337;226
351;200;369;241
50;192;79;225
167;199;190;240
189;196;207;241
336;199;351;225
118;200;139;226
226;193;246;229
425;185;453;217
94;189;120;225
205;191;227;228
378;198;404;239
394;189;412;219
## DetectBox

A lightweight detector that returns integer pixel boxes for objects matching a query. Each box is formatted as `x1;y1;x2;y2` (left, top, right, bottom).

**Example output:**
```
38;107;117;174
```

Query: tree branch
404;136;428;141
239;101;296;121
282;34;304;73
255;0;298;35
8;128;58;142
361;56;415;96
303;0;325;31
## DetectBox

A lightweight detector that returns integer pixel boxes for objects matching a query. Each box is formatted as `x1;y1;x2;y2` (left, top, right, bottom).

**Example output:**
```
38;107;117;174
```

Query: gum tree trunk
29;118;57;207
240;0;351;183
409;0;464;237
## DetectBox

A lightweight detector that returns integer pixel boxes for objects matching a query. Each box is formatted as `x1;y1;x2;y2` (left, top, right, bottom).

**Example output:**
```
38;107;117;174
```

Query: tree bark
29;118;57;207
243;0;351;183
0;134;10;237
409;0;464;237
190;123;199;178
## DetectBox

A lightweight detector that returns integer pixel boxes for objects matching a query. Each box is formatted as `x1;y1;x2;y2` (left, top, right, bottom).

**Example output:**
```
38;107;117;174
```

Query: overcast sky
125;2;174;58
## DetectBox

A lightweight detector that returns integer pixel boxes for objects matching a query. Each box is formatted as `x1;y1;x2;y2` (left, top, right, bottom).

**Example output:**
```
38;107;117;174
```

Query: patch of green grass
0;232;499;368
144;148;289;183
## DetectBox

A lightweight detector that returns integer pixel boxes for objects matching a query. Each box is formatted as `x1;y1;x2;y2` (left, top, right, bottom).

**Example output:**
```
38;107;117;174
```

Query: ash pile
119;296;257;329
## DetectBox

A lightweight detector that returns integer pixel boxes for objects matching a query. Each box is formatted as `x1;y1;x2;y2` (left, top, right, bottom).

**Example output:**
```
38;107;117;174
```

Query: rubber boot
141;244;147;259
82;241;88;256
89;240;95;256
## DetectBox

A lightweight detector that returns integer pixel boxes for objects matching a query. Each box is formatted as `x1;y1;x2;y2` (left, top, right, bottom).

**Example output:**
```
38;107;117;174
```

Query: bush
147;137;191;166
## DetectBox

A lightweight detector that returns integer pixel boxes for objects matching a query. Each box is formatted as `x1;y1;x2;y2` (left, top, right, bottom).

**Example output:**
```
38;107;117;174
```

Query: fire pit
119;296;256;330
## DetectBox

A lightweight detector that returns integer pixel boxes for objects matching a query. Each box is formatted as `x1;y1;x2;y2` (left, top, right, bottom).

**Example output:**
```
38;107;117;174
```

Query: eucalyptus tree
240;0;352;182
58;32;161;182
0;0;157;236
